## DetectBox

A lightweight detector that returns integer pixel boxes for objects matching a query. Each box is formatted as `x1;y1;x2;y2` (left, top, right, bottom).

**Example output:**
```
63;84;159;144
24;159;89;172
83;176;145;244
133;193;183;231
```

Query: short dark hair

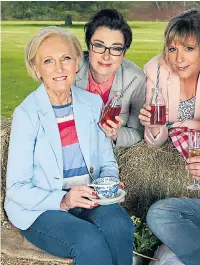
84;9;132;50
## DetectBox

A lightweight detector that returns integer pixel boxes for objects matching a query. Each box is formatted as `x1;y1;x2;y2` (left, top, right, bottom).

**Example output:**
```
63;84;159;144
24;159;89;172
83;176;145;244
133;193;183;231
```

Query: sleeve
95;98;119;178
171;119;200;130
6;107;66;211
115;75;146;148
144;120;200;148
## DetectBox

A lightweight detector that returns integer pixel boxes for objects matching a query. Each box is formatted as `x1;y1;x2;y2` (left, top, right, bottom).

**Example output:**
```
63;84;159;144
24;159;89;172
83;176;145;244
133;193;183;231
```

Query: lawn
1;20;167;118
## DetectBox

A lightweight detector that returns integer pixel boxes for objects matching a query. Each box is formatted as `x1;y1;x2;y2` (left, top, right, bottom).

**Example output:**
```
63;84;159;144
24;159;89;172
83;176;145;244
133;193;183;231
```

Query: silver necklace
48;92;72;106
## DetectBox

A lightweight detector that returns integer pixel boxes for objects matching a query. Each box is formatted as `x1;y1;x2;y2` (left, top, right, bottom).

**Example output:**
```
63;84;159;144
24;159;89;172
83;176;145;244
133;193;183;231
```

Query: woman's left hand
99;116;123;141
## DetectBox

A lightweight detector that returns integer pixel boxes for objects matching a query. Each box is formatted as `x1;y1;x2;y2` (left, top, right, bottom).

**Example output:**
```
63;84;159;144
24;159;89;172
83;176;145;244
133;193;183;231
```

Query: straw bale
2;226;74;264
1;117;199;264
1;117;199;222
1;118;74;264
115;140;199;219
1;118;11;227
1;253;73;265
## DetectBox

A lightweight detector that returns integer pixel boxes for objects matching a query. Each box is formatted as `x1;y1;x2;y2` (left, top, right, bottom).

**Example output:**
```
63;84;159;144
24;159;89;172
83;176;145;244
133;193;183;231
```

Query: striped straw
103;76;137;116
154;63;160;124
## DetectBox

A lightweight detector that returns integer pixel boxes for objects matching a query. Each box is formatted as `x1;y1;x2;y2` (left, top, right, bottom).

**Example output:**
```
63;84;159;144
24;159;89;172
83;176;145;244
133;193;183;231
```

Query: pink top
86;70;116;105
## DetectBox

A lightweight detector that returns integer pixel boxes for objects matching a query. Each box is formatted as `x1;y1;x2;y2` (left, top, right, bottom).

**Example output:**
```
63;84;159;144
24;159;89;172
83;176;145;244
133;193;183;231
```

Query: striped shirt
53;103;90;189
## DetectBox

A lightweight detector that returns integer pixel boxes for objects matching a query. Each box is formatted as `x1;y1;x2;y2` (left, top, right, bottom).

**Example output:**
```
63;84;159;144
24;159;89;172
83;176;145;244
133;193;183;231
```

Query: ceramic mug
90;176;120;199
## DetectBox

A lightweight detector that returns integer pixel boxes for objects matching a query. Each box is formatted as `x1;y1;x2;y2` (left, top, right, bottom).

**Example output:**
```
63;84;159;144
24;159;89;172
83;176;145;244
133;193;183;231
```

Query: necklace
48;91;72;106
90;69;111;85
53;103;73;120
88;70;113;96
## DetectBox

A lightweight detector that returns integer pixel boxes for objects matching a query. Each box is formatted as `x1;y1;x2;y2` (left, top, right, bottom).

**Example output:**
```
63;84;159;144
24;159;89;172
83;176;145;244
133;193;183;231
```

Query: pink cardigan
144;54;200;147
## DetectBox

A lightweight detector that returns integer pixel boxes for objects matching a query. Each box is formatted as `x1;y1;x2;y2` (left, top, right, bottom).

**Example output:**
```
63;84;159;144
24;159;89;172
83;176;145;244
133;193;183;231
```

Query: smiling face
88;27;125;81
34;35;79;93
167;36;200;80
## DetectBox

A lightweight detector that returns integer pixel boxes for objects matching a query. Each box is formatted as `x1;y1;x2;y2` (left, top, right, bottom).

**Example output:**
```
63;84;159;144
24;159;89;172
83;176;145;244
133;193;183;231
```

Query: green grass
1;20;167;118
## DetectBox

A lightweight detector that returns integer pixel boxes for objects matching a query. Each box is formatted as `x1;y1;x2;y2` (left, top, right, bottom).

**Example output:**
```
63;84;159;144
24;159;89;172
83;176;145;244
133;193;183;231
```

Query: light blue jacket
5;84;119;230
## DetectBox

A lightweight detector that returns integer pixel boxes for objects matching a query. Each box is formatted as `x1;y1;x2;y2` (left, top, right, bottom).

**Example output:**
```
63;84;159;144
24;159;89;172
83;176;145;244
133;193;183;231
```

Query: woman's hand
118;182;125;203
138;104;160;128
186;156;200;181
138;104;152;127
60;185;99;210
99;116;123;141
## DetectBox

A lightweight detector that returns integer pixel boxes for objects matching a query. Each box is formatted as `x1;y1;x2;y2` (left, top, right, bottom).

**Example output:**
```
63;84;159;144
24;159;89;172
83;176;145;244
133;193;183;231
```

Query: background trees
2;1;200;23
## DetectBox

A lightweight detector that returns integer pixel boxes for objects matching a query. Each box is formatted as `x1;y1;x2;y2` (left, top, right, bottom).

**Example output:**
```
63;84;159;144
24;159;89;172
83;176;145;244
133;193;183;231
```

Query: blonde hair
163;9;200;61
25;26;82;82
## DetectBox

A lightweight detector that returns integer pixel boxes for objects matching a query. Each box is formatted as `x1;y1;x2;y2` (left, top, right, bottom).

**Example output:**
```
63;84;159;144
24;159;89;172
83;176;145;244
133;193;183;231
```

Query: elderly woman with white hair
4;26;134;265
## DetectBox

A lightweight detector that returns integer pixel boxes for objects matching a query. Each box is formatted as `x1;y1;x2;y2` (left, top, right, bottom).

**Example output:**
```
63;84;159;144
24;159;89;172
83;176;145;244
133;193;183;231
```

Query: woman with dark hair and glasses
75;8;146;147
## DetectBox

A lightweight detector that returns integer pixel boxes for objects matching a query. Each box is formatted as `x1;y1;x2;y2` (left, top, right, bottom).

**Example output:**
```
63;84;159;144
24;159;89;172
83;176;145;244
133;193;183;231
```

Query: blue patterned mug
90;177;120;199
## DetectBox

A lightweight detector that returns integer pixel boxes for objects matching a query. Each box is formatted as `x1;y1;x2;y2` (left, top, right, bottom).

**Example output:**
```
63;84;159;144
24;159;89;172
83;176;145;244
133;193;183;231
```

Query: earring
36;72;41;79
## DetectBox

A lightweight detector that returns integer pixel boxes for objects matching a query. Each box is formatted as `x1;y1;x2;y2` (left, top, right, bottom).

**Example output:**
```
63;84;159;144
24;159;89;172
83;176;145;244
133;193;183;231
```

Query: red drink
150;105;166;125
100;106;121;125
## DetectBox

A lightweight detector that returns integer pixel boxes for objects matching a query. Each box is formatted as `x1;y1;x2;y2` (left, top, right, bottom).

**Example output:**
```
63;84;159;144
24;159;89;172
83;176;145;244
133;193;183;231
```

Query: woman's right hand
138;104;152;127
60;185;99;210
138;104;162;128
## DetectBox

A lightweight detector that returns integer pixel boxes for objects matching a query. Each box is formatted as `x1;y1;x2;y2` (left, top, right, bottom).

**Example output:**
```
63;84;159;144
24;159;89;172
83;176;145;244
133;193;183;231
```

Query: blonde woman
5;26;134;265
139;9;200;148
142;9;200;265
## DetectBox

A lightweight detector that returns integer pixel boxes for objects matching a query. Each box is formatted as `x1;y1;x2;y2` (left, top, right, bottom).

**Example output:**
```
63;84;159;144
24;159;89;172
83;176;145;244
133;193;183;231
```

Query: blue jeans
147;198;200;265
21;204;134;265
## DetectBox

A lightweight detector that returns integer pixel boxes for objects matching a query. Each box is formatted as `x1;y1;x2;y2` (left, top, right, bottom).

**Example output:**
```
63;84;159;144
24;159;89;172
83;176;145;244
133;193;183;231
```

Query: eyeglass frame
90;42;126;56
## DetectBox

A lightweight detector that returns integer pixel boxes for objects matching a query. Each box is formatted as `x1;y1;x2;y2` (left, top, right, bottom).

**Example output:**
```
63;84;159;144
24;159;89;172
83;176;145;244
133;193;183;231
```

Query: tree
3;1;198;22
1;1;130;23
65;15;72;26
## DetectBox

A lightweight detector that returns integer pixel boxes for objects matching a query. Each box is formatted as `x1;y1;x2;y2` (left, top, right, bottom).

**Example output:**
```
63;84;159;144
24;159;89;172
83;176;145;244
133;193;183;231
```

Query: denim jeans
21;204;134;265
147;198;200;265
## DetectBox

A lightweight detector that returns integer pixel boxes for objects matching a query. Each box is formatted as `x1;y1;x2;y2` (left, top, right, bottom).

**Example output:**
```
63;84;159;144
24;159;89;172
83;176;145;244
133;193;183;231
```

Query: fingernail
90;205;94;209
94;203;99;207
92;192;96;196
120;184;125;189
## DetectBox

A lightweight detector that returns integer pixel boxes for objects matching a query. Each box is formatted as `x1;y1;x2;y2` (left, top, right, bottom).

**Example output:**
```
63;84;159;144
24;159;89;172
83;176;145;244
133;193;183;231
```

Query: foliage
132;216;160;253
1;1;129;21
2;1;200;22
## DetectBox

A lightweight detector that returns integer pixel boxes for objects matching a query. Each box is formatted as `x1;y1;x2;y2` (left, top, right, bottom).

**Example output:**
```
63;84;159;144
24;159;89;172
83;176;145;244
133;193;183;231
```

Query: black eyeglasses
90;42;126;56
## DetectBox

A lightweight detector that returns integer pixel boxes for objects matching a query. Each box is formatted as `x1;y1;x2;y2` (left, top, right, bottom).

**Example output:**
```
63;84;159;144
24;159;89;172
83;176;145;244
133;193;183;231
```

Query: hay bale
1;118;11;227
1;117;199;221
115;140;199;219
1;253;73;265
2;226;74;265
1;118;74;265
